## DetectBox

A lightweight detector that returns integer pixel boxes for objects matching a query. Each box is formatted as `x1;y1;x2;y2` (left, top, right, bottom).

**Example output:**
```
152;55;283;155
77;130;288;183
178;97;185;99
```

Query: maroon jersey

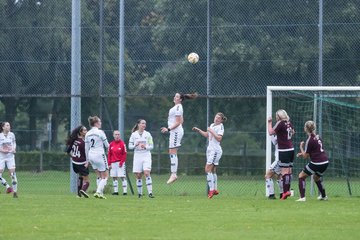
273;120;294;150
69;138;86;164
305;134;328;163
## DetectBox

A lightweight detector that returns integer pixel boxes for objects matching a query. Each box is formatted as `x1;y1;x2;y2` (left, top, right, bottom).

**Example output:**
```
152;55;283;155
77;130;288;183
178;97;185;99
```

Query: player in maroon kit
268;109;295;200
296;120;329;201
108;130;127;195
66;125;90;198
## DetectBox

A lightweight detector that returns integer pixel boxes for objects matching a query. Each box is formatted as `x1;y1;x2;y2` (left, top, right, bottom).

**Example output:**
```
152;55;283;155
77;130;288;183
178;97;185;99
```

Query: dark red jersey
305;133;328;163
108;140;127;167
68;138;86;164
273;120;294;150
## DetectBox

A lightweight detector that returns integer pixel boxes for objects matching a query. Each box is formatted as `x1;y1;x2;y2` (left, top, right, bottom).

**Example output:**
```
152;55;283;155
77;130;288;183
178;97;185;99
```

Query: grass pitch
1;171;359;240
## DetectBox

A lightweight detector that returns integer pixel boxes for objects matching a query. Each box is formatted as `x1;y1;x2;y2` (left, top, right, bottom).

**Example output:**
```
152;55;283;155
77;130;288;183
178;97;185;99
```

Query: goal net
266;86;360;197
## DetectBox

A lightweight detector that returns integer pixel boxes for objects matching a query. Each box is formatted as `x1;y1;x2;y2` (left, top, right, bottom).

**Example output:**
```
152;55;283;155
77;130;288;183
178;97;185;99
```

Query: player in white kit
0;122;18;198
85;116;109;199
192;112;227;199
264;135;283;199
161;92;198;184
129;119;154;198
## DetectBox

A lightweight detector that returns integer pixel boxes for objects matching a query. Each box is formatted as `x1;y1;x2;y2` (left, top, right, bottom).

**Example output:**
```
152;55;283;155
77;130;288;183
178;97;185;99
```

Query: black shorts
72;163;89;177
303;162;329;177
278;150;294;168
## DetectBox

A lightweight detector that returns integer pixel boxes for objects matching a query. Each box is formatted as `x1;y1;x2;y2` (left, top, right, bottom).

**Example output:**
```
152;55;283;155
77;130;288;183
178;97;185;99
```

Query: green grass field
1;171;360;240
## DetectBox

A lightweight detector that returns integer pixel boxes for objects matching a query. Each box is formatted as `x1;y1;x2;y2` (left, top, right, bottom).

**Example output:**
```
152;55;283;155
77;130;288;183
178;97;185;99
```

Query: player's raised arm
192;127;208;138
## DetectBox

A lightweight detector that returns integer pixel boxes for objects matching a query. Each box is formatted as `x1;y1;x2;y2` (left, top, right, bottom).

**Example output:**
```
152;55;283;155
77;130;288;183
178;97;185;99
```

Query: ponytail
132;119;144;133
179;92;198;102
216;112;227;122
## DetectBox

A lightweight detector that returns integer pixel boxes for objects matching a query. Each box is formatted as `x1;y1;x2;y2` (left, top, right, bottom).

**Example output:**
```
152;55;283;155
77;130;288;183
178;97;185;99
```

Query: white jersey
128;130;154;155
167;104;183;131
85;127;109;157
0;132;16;160
207;123;224;151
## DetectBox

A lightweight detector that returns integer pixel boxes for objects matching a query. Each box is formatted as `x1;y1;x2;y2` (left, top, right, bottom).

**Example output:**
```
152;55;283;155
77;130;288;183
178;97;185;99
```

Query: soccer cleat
93;192;101;198
317;195;328;201
138;194;142;198
296;197;306;202
279;193;283;199
80;190;89;198
6;187;13;194
123;193;127;196
112;192;119;195
280;191;291;200
148;193;155;198
208;190;215;199
13;192;18;198
166;174;178;184
268;194;276;200
213;190;219;195
99;194;107;199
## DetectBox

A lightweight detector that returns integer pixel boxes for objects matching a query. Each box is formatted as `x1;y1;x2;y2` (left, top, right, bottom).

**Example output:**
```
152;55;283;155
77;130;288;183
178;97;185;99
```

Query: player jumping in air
161;92;198;184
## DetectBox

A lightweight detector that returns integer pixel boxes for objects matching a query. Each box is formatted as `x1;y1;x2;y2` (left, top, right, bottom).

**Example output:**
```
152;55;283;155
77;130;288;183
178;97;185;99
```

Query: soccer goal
266;86;360;196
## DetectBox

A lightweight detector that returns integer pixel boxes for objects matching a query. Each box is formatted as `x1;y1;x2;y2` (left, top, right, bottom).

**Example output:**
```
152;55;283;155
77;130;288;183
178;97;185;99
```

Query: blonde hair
88;116;100;127
216;112;227;122
304;120;316;134
276;109;290;121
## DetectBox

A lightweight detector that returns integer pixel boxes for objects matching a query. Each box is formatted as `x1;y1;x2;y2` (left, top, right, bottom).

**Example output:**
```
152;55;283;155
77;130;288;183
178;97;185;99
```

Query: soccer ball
187;52;199;64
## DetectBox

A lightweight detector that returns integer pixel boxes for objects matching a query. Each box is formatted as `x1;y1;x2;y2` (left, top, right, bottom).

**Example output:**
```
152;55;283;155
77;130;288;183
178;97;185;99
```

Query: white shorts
132;153;152;173
269;160;281;175
0;157;16;170
88;153;108;172
110;162;126;178
206;149;222;166
169;128;184;149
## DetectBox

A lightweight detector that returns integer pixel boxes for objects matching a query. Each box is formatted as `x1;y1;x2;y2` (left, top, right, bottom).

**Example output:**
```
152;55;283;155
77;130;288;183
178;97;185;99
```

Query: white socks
11;172;17;192
0;173;10;188
122;178;127;194
136;179;143;195
266;178;274;196
97;178;107;194
113;180;118;193
170;154;178;174
213;173;218;190
146;176;153;194
207;172;214;191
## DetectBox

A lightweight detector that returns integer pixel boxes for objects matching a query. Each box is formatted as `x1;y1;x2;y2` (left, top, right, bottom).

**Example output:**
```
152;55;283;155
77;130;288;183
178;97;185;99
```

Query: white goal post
266;86;360;171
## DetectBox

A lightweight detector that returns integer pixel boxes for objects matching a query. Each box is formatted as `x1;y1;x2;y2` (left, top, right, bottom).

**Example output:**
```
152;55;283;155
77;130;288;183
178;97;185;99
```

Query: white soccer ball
187;52;199;64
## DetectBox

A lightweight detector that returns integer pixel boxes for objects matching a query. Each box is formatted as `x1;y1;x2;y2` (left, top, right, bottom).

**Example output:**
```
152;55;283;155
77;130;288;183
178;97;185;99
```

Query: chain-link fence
1;0;359;197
